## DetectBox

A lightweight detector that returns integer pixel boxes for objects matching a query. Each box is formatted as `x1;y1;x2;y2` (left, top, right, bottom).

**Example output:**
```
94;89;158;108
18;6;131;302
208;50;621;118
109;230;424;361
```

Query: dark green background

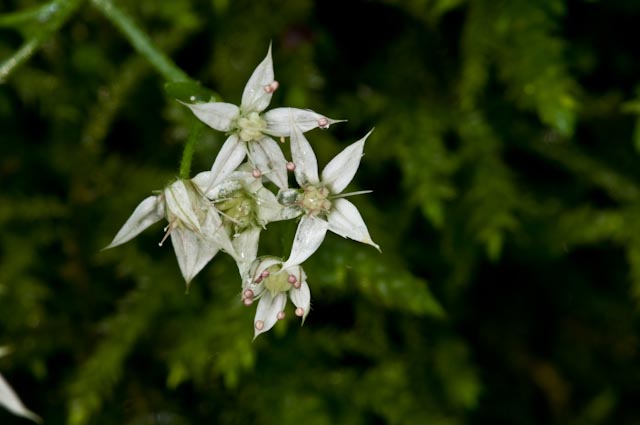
1;0;640;423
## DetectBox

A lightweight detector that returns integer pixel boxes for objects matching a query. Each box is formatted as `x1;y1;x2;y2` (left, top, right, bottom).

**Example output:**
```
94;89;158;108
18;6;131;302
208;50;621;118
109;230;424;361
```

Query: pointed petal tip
367;239;382;253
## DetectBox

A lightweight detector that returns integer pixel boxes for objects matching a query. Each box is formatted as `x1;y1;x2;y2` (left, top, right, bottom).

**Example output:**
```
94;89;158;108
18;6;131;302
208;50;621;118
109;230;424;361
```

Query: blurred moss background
2;0;640;423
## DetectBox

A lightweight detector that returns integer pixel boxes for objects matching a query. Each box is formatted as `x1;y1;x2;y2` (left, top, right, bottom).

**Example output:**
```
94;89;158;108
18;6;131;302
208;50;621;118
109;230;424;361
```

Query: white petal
105;195;164;249
241;45;275;113
254;291;287;338
327;198;380;251
322;130;372;194
206;135;247;192
289;117;320;186
171;228;220;285
202;207;235;255
0;372;41;423
191;171;213;193
165;181;201;233
232;226;261;275
181;101;239;131
289;277;311;323
248;137;288;190
264;107;345;137
284;215;329;268
255;187;285;224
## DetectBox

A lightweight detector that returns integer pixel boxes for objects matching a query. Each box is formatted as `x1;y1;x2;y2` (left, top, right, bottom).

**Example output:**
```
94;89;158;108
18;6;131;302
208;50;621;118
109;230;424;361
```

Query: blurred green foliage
1;0;640;424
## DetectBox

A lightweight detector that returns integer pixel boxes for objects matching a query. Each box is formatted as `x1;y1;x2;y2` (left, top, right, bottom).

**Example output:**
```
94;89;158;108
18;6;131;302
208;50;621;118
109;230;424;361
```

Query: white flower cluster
107;46;379;337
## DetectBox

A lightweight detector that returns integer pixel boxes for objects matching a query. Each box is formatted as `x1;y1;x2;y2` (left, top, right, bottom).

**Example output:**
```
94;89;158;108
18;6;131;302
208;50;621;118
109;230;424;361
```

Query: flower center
299;185;332;216
216;189;256;232
236;111;267;142
262;265;291;296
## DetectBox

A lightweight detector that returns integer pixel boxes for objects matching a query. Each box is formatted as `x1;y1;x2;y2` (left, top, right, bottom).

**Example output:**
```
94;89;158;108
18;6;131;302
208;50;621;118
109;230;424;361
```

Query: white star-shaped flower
240;256;311;338
182;44;343;191
105;178;234;286
192;166;300;275
281;124;380;268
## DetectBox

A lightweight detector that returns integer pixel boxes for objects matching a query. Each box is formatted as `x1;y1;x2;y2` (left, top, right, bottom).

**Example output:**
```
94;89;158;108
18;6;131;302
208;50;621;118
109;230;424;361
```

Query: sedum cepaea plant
107;46;379;338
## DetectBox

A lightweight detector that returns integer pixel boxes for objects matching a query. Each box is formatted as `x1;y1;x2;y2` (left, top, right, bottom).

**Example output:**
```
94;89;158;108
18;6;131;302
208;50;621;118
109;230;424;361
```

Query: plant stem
0;0;84;83
91;0;190;82
0;0;60;28
180;119;205;179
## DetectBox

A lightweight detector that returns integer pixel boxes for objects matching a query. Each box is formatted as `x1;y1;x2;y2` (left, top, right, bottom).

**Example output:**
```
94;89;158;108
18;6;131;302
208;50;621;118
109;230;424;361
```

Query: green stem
180;119;205;179
0;0;60;28
0;0;84;83
91;0;190;82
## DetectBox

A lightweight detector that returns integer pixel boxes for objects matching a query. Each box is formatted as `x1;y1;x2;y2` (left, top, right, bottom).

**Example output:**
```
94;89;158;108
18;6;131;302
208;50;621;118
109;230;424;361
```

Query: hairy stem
180;120;206;179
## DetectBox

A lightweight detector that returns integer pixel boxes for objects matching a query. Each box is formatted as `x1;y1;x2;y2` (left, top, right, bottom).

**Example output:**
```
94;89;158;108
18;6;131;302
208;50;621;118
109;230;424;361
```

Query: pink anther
295;307;304;317
317;117;330;129
277;311;285;320
243;289;254;299
286;161;296;171
252;169;262;178
287;274;297;284
255;320;264;330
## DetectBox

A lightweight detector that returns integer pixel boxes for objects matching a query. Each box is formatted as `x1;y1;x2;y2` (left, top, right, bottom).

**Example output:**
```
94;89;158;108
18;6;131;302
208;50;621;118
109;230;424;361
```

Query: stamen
286;161;296;171
243;289;254;299
317;117;330;129
158;223;173;247
280;136;286;144
293;281;301;289
252;169;262;178
261;270;270;278
288;274;297;284
255;320;264;330
295;307;304;317
277;311;285;320
243;298;253;306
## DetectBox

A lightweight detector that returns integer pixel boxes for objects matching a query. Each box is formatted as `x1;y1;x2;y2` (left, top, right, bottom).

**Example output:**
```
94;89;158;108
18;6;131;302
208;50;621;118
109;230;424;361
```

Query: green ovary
217;191;255;231
300;185;332;216
237;111;267;142
263;265;291;296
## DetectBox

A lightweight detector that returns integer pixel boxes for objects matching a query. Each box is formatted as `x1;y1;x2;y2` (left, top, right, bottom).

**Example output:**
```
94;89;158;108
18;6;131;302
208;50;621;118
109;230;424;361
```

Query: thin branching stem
0;0;84;83
91;0;191;83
